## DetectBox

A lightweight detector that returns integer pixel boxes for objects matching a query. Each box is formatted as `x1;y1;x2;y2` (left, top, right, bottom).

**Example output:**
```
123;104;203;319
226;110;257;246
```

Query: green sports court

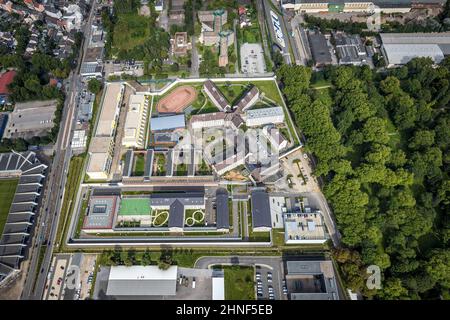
118;198;152;216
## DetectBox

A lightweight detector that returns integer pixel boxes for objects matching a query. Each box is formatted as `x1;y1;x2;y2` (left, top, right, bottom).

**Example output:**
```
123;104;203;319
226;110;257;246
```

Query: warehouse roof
150;114;185;132
246;106;284;120
283;0;445;6
308;30;332;66
107;266;178;296
380;32;450;44
383;44;445;65
380;32;450;65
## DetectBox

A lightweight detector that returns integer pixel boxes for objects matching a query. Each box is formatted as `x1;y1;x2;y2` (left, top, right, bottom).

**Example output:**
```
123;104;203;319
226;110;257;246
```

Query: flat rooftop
286;260;339;300
83;196;118;230
285;212;326;242
246;106;284;119
96;83;123;137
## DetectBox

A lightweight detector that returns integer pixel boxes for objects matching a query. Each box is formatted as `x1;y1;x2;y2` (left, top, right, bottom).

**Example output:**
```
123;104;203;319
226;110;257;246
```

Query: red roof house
238;6;247;16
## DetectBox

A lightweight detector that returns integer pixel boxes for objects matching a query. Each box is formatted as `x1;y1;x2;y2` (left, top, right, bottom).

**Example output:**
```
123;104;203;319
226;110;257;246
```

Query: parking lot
43;253;97;300
255;265;287;300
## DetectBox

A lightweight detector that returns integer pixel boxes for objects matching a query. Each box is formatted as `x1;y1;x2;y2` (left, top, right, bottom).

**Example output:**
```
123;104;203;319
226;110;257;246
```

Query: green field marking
0;179;18;235
119;198;152;216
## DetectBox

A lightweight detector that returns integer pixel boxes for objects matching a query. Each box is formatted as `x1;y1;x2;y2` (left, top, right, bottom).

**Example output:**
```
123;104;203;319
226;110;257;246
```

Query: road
21;2;98;300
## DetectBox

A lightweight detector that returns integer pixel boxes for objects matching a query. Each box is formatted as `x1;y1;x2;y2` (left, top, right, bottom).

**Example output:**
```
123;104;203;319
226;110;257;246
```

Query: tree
425;249;450;289
408;130;435;150
361;117;390;145
141;250;152;266
88;78;102;94
377;278;409;300
158;260;171;270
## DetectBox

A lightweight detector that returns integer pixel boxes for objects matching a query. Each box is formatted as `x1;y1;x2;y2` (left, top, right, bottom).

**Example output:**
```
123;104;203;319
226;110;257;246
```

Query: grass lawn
272;228;286;247
310;79;333;89
253;80;284;106
217;84;249;105
197;159;212;175
152;210;169;227
154;154;166;176
0;179;18;234
175;163;188;176
184;209;205;227
221;266;255;300
133;154;145;176
112;13;152;55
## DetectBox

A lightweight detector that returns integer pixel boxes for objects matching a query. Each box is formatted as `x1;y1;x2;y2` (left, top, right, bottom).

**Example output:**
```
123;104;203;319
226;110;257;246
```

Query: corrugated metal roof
150;114;185;131
383;44;444;65
107;266;177;296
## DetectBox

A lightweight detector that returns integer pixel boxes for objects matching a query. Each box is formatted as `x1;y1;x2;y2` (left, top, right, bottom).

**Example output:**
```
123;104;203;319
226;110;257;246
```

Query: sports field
156;85;197;113
118;198;151;216
0;179;18;234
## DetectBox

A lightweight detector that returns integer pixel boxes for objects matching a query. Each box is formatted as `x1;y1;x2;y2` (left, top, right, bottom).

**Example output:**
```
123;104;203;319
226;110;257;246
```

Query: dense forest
277;59;449;299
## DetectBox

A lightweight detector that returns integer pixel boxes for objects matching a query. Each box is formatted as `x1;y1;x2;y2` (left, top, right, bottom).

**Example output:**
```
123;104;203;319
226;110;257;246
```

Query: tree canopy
278;59;449;300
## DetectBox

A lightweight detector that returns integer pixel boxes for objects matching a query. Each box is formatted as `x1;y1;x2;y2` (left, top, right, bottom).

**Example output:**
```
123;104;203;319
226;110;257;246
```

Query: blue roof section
150;115;185;132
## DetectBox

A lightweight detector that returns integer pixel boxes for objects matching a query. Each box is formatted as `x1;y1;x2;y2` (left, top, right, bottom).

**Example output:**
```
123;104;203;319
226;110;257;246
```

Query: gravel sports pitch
156;85;198;113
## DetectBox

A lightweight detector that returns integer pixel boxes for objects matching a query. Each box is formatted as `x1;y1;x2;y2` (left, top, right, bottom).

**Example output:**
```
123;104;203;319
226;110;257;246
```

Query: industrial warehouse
380;32;450;66
281;0;447;13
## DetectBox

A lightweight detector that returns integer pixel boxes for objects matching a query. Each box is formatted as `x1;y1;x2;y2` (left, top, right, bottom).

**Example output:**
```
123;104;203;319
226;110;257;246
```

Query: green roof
119;198;151;216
